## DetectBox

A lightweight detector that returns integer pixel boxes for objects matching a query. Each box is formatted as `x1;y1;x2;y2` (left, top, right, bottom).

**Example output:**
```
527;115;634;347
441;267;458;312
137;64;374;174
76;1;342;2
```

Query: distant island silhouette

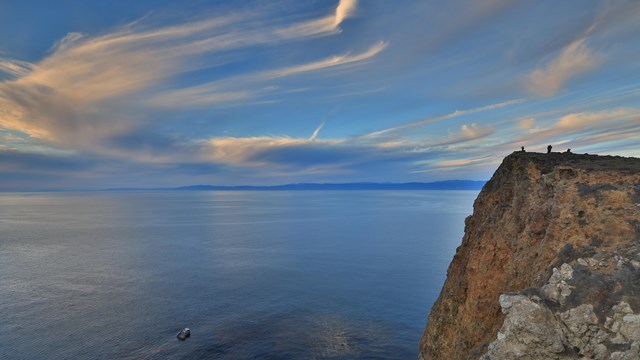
106;180;486;191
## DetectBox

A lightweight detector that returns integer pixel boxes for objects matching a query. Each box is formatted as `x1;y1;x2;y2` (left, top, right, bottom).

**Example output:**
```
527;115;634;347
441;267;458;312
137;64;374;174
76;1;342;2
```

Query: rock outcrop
420;152;640;359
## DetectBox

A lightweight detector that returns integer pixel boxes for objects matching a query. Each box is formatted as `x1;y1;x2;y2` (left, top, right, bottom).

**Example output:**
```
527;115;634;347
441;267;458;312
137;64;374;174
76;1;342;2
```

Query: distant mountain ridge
177;180;486;191
108;180;486;191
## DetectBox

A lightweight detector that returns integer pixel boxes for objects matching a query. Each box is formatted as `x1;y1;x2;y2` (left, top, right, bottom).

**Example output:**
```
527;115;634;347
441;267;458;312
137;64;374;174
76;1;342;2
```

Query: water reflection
0;190;477;359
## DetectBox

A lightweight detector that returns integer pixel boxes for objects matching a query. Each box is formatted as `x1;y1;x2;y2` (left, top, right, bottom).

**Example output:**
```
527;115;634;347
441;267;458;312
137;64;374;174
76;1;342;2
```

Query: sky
0;0;639;190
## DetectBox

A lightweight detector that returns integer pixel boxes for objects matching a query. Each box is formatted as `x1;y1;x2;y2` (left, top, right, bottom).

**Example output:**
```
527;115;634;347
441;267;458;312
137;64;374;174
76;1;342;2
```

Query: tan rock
420;152;640;360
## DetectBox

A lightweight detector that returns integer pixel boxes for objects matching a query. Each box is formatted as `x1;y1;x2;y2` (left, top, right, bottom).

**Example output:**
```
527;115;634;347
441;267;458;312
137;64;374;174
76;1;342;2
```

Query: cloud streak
0;59;33;79
309;121;326;141
200;133;443;183
361;98;524;138
421;106;640;175
199;101;506;172
276;0;358;38
526;39;602;97
151;41;387;108
0;0;381;157
269;41;386;77
0;0;638;189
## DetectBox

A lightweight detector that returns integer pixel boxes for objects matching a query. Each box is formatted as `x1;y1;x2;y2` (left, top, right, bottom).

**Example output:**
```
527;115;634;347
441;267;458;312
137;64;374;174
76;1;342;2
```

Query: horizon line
0;180;488;193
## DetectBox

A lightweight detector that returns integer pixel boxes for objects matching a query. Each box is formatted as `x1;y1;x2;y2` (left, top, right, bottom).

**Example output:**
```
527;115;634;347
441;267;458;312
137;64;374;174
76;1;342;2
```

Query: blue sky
0;0;639;190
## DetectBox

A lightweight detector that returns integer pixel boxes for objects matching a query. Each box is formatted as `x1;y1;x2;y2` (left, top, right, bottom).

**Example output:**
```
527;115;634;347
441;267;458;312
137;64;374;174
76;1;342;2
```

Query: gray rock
587;258;601;267
620;314;640;342
559;304;606;359
481;266;640;359
541;264;574;305
480;295;566;359
176;328;190;341
610;342;640;360
606;302;639;344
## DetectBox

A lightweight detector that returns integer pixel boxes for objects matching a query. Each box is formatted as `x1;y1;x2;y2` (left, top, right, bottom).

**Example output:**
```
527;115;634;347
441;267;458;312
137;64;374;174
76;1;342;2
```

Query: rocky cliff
420;152;640;359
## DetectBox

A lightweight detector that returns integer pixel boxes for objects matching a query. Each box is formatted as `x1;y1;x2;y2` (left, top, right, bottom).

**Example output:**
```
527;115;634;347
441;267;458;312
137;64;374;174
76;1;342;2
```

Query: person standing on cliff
521;146;526;152
547;145;552;153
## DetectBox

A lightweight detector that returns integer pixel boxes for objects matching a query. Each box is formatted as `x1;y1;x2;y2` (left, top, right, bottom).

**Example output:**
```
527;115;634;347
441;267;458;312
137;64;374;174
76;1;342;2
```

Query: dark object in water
177;328;190;341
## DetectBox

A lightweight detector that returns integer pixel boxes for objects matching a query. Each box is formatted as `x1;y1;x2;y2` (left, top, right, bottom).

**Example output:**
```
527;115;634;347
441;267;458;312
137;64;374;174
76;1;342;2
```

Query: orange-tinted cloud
526;39;602;97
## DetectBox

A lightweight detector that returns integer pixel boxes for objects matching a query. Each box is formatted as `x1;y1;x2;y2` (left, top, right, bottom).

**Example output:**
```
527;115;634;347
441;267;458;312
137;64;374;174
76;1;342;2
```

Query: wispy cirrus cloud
552;108;637;132
361;98;524;139
418;106;640;176
0;59;33;79
505;107;640;149
151;41;387;108
526;38;602;97
201;133;439;181
276;0;358;38
200;101;505;172
1;0;638;190
0;0;377;156
398;94;640;176
430;155;496;169
269;40;386;77
207;136;343;167
309;121;326;142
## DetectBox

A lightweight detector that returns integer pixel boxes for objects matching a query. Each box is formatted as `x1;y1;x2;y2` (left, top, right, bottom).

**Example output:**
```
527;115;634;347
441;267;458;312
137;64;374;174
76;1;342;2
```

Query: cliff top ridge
505;151;640;173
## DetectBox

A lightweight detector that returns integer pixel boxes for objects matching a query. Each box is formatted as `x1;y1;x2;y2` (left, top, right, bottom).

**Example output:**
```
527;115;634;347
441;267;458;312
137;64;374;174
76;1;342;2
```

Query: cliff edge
420;152;640;359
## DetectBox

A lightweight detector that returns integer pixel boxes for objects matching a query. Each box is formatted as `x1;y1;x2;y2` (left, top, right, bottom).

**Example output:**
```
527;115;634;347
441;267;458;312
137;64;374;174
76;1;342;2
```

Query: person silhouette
566;148;571;153
547;145;552;153
521;146;526;152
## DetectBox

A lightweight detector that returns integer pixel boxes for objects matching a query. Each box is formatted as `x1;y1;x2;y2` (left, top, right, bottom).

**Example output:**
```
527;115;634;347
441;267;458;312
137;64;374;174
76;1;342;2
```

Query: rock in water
177;328;190;341
419;152;640;359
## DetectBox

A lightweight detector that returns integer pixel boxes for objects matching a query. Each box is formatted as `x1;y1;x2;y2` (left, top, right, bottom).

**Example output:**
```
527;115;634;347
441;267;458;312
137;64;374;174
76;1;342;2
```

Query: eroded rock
482;274;640;359
610;342;640;360
420;153;640;360
480;295;565;360
541;264;574;305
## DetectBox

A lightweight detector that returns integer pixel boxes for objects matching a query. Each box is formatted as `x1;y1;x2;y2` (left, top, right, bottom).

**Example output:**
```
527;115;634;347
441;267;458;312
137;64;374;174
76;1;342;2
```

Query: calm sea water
0;190;477;359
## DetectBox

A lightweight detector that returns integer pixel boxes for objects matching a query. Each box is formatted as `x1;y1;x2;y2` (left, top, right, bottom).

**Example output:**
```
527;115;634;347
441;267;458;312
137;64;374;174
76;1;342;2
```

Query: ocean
0;190;477;359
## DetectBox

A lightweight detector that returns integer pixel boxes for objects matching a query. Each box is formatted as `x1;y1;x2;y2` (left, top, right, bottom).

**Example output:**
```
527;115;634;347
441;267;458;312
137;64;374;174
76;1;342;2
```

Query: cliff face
420;152;640;359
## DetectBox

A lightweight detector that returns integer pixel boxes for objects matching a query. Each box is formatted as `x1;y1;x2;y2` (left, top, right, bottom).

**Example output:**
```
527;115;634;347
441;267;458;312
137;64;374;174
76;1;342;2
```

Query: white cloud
276;0;359;38
335;0;358;26
309;121;326;141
